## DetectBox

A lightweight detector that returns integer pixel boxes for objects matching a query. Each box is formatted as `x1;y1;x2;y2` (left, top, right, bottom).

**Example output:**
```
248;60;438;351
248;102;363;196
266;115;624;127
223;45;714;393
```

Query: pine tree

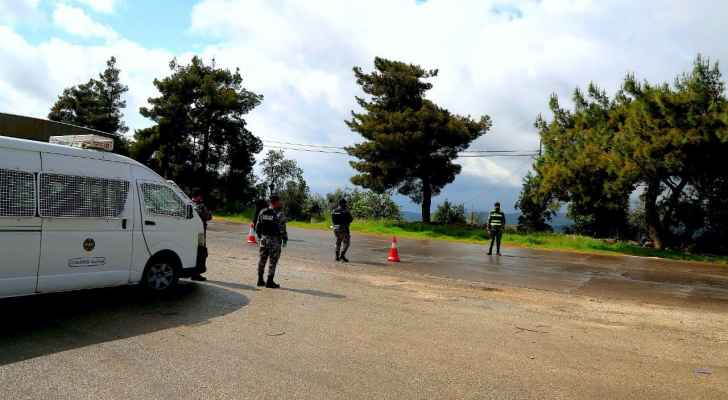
346;57;491;223
138;57;263;207
48;57;130;154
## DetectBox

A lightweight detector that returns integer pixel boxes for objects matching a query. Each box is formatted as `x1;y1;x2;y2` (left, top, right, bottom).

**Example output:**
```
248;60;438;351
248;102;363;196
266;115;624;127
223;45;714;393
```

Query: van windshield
166;180;191;203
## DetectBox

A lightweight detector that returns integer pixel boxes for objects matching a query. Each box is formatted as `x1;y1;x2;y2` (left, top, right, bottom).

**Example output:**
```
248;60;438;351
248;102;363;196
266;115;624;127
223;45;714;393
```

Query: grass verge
216;212;728;265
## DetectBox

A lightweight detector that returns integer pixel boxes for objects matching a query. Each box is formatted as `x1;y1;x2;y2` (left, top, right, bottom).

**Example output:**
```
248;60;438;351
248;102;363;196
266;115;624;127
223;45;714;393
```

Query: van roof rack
49;135;114;152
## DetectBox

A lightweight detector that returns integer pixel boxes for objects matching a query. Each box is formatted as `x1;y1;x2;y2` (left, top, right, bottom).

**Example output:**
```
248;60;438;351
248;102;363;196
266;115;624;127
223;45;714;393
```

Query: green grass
215;212;728;265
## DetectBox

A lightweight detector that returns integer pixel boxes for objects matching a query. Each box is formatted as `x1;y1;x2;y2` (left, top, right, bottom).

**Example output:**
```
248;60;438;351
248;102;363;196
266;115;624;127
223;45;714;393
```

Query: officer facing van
191;190;212;282
487;202;506;256
331;198;353;262
256;195;288;288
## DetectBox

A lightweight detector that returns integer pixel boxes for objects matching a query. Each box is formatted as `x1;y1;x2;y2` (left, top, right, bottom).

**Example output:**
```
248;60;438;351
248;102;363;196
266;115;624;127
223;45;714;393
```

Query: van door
37;154;133;293
137;181;197;269
0;148;41;298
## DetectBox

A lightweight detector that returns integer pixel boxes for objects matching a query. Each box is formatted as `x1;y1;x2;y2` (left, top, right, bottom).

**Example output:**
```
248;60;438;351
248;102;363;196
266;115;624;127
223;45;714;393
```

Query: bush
305;194;328;222
433;200;466;225
326;188;400;220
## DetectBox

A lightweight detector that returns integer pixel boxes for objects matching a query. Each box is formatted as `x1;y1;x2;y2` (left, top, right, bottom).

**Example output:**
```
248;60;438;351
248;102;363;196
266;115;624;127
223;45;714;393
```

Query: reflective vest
489;210;505;227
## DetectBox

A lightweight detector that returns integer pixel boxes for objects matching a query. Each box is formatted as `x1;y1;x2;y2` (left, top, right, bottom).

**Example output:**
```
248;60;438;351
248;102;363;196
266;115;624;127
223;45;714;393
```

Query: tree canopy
48;56;130;154
346;57;492;223
136;57;263;208
521;55;728;251
259;150;311;220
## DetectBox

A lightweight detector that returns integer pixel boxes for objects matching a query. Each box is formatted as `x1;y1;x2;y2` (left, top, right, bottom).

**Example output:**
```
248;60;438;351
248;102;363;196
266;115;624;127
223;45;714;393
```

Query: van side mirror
186;204;195;219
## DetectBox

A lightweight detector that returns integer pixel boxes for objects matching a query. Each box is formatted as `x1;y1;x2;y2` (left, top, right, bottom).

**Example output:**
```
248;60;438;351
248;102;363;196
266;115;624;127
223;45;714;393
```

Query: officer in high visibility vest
487;202;506;256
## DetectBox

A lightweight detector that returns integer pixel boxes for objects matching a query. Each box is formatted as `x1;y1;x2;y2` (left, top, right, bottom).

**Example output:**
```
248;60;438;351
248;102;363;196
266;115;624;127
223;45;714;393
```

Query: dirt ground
0;221;726;399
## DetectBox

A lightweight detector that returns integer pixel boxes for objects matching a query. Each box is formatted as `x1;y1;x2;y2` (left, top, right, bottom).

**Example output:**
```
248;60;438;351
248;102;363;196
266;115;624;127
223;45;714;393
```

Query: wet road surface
0;221;726;399
212;222;728;310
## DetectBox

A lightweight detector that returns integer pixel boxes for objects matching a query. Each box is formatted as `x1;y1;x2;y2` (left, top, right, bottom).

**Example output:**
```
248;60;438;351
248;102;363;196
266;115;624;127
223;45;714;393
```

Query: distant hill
401;210;573;232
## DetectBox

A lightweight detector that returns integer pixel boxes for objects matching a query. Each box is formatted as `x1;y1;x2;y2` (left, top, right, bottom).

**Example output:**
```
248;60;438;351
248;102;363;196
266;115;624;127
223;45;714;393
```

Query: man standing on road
191;190;212;281
256;195;288;288
487;201;506;256
331;198;353;262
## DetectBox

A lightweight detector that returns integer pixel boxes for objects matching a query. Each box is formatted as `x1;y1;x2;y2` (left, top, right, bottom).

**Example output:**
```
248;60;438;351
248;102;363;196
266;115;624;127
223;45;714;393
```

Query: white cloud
0;25;173;134
188;0;728;209
72;0;118;14
3;0;728;211
52;4;118;41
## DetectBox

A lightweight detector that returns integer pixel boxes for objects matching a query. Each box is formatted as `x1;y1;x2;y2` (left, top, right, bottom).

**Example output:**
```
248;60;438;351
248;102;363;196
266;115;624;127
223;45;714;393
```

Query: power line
263;144;538;158
262;144;349;155
459;149;540;154
457;154;539;158
262;139;346;150
261;139;539;155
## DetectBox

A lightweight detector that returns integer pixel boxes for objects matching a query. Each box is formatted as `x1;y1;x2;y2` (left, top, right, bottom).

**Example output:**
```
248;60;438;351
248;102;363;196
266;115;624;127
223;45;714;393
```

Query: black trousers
489;228;503;254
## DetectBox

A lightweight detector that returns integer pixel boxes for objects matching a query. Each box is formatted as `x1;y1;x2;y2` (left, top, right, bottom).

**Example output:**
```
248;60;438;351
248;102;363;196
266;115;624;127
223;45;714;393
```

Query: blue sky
2;0;727;212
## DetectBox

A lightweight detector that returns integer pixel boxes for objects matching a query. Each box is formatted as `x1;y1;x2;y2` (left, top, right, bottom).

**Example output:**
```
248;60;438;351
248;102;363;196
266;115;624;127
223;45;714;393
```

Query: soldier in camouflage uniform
331;198;354;262
256;195;288;288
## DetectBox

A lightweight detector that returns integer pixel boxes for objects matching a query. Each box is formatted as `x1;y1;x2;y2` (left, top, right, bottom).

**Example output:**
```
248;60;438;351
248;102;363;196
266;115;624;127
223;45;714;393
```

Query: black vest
257;208;281;237
331;206;350;226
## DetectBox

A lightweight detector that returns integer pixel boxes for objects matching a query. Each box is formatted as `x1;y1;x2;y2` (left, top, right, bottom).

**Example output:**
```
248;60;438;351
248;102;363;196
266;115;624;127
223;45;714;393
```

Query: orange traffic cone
387;236;401;262
246;224;257;245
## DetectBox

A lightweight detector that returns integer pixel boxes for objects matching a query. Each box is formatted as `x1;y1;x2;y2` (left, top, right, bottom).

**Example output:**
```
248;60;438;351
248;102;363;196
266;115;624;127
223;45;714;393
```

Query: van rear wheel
143;261;179;292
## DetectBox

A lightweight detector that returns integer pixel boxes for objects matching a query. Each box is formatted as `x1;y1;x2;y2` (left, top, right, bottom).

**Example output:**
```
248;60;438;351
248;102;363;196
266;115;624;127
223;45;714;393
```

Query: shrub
433;200;466;225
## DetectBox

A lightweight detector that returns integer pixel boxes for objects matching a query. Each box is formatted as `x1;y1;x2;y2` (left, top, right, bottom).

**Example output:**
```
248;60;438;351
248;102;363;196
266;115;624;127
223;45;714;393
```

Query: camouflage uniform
256;208;288;281
194;202;212;231
331;205;353;261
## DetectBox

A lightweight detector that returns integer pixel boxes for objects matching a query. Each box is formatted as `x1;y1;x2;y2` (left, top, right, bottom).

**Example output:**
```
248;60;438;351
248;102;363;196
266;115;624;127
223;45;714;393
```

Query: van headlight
198;233;206;247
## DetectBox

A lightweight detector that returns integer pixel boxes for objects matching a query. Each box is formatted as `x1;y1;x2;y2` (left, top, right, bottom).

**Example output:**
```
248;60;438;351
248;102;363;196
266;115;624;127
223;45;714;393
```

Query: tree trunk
201;127;210;194
664;179;687;230
421;177;432;224
644;179;664;249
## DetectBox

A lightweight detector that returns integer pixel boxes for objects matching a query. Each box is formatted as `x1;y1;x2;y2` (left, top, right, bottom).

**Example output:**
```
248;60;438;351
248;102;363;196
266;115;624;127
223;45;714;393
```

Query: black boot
257;274;265;287
266;276;280;289
335;252;340;262
340;254;349;263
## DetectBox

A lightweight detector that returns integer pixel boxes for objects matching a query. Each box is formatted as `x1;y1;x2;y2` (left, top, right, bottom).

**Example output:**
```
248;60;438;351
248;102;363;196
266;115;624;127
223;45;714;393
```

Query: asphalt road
1;221;727;399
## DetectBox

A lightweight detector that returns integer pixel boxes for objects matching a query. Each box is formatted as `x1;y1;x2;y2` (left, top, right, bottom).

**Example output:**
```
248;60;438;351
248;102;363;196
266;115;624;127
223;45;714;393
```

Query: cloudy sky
1;0;726;212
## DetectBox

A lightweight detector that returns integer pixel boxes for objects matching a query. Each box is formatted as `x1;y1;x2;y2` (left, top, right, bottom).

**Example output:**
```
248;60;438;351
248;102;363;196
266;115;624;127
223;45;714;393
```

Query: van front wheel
143;261;179;292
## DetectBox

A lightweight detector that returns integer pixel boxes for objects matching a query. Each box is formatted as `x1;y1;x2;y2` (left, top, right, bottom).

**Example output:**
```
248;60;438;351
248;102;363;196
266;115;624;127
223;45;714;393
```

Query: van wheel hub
147;263;175;290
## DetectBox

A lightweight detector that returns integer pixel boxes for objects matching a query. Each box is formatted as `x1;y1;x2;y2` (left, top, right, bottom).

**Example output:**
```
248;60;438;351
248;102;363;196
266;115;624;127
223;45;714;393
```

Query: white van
0;135;207;298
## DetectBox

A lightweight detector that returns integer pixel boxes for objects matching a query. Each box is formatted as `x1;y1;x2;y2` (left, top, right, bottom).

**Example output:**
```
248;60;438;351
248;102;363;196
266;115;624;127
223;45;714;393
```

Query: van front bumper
181;245;208;277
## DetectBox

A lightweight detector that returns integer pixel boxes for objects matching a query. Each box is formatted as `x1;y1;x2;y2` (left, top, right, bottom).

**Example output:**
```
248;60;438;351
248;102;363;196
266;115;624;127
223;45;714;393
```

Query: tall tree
514;172;557;232
48;56;129;154
138;57;263;207
529;84;632;237
616;55;728;249
528;55;728;250
346;57;491;223
259;150;310;220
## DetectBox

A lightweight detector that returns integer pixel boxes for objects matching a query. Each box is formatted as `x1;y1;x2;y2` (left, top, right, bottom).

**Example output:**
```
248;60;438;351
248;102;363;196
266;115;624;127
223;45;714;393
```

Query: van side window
0;168;36;217
39;174;130;218
140;183;186;218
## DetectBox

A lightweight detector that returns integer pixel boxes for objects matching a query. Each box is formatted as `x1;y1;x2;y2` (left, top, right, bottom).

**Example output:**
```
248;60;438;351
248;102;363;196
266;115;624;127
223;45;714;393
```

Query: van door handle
122;219;127;229
145;220;156;226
